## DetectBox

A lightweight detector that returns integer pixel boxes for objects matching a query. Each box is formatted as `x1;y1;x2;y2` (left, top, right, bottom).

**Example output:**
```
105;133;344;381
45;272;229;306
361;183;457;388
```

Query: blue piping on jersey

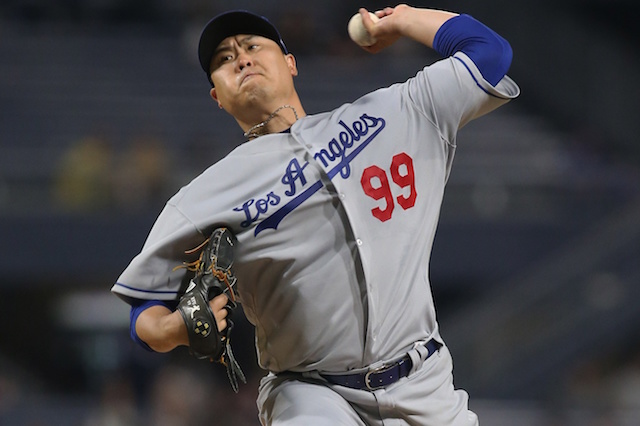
453;56;512;100
113;281;180;295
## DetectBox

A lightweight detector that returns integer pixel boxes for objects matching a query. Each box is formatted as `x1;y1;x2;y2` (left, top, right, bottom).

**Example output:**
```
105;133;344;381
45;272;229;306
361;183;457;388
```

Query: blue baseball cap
198;10;288;82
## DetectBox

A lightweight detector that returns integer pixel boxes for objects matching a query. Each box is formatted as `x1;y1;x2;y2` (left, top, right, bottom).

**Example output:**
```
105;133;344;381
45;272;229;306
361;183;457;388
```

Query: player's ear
210;87;223;109
285;53;298;77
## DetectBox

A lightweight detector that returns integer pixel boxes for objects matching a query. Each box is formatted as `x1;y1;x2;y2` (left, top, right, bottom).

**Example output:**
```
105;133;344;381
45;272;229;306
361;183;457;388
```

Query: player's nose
236;51;253;71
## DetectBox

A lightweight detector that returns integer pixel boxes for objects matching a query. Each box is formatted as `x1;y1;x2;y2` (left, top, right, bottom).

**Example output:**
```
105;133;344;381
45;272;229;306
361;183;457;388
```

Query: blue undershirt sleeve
432;14;513;86
129;299;177;351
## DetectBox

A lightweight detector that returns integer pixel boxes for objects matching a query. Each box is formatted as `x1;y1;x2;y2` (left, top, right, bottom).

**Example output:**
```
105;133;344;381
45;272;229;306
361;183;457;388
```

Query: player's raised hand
357;4;458;54
357;6;404;54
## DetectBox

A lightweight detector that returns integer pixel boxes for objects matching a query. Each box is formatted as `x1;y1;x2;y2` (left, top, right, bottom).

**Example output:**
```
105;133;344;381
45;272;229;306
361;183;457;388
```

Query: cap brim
198;10;288;77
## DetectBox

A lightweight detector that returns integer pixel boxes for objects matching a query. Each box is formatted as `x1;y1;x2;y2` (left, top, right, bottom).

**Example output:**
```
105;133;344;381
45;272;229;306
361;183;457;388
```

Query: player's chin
238;85;269;105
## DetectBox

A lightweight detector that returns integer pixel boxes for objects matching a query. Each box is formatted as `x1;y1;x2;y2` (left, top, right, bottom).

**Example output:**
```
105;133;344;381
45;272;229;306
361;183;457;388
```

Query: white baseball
347;12;379;47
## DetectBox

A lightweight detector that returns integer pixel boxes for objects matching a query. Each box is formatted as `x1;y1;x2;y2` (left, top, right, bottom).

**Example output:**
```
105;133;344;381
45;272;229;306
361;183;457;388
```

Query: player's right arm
360;4;512;87
131;295;229;353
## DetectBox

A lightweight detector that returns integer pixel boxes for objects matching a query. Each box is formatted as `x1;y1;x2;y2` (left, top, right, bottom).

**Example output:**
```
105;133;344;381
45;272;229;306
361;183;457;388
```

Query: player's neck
242;103;305;139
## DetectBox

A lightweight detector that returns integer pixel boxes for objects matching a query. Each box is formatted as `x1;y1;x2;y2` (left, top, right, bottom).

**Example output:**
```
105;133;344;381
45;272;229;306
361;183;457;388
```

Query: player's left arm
130;296;229;353
359;5;512;86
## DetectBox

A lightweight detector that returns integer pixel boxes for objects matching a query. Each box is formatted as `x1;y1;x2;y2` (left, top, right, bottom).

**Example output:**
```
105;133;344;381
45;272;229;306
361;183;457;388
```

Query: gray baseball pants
257;344;479;426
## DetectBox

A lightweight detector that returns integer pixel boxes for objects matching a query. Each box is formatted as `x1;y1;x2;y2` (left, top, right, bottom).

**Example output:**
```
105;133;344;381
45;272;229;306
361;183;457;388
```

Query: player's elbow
474;34;513;86
493;35;513;81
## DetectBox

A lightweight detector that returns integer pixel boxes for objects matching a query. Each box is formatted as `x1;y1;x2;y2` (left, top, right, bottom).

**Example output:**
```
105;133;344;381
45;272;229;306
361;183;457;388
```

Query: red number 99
390;152;416;209
360;152;417;222
360;165;394;222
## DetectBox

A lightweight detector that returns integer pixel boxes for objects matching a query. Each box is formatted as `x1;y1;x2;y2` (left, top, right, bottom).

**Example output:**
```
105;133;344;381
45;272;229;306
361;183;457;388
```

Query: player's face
208;34;298;114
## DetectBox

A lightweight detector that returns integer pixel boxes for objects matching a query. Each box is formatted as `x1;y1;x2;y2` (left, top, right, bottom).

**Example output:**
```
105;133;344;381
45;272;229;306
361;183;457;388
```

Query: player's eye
217;54;234;65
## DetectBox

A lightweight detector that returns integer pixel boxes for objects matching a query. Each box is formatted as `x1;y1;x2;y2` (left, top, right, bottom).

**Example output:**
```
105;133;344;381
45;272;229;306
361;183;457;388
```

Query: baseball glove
176;227;246;392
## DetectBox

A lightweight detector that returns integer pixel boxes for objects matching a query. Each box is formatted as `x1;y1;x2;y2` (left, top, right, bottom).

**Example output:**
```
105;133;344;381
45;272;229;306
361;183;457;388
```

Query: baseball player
112;5;519;425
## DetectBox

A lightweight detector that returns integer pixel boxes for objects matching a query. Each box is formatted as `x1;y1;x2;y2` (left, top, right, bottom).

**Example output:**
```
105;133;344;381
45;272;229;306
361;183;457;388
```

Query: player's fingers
358;11;402;54
359;8;374;29
210;294;229;331
375;7;394;18
358;8;381;43
360;7;398;40
210;293;229;309
215;318;227;332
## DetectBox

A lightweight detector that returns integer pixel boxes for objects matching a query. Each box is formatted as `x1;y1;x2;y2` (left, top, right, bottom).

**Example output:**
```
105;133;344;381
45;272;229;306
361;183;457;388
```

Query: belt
321;339;441;391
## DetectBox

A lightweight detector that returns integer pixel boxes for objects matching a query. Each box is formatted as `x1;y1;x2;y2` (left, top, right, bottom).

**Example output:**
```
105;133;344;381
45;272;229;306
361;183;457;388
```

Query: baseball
348;12;379;47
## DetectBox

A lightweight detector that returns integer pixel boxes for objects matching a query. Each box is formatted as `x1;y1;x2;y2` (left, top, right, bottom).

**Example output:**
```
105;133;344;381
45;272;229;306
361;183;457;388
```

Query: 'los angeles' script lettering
234;113;385;233
233;191;281;228
281;158;308;196
313;114;383;179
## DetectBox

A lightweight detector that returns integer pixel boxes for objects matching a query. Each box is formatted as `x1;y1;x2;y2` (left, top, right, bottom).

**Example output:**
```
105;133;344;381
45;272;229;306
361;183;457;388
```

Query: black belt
321;339;441;391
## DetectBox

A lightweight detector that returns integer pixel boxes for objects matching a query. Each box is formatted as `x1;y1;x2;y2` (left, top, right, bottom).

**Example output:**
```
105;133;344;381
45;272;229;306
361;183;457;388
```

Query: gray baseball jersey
112;52;519;375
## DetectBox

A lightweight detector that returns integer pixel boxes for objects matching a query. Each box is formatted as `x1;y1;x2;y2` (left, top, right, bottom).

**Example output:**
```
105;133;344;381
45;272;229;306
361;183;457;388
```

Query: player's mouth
239;71;261;86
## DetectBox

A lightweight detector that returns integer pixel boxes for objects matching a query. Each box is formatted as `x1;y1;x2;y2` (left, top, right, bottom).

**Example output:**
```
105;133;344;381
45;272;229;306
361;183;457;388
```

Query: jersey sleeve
110;138;284;306
111;200;205;304
433;14;513;87
405;52;520;145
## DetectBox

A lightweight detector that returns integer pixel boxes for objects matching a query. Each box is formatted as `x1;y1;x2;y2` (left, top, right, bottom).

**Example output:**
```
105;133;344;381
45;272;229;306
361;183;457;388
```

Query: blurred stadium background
1;0;639;425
